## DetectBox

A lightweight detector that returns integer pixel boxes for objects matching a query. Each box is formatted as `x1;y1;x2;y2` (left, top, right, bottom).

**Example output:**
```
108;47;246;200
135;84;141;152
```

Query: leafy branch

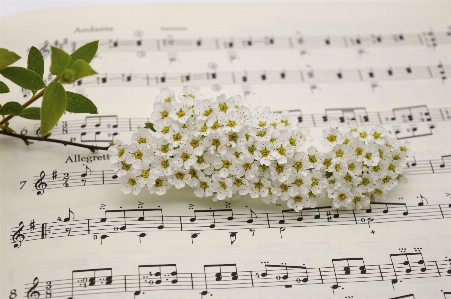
0;41;107;151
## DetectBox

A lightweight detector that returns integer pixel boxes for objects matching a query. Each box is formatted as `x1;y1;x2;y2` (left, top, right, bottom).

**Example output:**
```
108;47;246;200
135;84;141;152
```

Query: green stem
0;130;109;152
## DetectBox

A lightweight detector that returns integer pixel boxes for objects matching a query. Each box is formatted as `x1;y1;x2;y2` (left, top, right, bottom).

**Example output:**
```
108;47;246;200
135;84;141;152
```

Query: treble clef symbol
12;221;25;248
27;277;40;299
35;171;47;195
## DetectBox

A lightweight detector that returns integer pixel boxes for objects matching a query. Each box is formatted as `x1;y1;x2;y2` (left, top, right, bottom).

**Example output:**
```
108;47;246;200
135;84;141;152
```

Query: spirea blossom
110;87;410;211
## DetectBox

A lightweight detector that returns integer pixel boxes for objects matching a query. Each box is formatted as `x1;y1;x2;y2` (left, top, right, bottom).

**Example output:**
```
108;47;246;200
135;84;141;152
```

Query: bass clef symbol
12;221;25;248
27;277;40;299
35;171;47;195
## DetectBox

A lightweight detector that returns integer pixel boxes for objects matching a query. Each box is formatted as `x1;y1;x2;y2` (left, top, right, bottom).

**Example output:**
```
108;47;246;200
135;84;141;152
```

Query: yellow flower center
155;178;163;187
323;158;332;167
277;146;286;156
162;127;170;134
338;193;347;201
141;169;149;178
289;138;296;146
293;195;303;203
234;178;243;186
121;162;131;171
243;163;252;170
138;137;147;144
229;133;238;143
160;144;169;153
219;103;228;112
175;172;185;180
355;148;363;156
190;139;199;148
118;148;125;157
176;109;186;118
203;108;213;117
348;163;355;171
311;177;318;186
222;160;232;169
280;184;289;192
134;150;143;159
293;161;303;171
294;178;303;186
336;149;344;157
248;145;256;154
200;181;209;189
227;120;237;128
327;135;337;142
359;132;368;138
128;178;137;186
212;138;221;147
254;181;264;189
181;152;190;161
258;121;266;127
309;155;317;164
161;110;169;119
260;148;270;157
161;160;170;168
173;133;182;142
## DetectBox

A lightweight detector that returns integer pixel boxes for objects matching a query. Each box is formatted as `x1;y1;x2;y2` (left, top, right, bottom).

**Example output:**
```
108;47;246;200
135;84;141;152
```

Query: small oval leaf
69;41;99;66
50;46;71;75
145;122;156;132
0;48;21;70
0;80;9;93
0;67;45;90
0;101;23;116
71;59;97;81
19;107;41;120
66;91;98;114
27;46;44;78
40;81;67;136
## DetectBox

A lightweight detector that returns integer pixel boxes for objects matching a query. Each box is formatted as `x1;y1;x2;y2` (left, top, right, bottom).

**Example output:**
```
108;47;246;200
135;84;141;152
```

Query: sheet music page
1;2;450;298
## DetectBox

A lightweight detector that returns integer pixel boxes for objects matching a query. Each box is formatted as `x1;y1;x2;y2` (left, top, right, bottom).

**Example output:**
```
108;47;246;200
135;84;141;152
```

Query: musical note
57;208;75;222
35;171;47;195
229;232;237;245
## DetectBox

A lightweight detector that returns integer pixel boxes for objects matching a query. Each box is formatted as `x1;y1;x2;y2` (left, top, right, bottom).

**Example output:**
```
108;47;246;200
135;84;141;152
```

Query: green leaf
325;171;333;179
145;122;156;132
19;107;41;120
40;81;67;136
27;46;44;78
69;41;98;66
0;67;45;90
0;48;21;70
66;91;98;114
0;80;9;93
71;59;97;80
50;46;71;75
0;101;23;116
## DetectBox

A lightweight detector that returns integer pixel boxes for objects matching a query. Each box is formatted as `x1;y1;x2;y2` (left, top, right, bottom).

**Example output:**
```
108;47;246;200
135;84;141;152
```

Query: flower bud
60;68;76;83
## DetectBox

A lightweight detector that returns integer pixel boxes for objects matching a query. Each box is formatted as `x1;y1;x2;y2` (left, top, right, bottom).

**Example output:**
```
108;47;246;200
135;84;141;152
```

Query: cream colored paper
1;2;450;298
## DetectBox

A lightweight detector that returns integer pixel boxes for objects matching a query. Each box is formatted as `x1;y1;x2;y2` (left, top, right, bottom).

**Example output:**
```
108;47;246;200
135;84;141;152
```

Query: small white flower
287;193;310;211
148;177;171;195
109;140;127;163
155;88;175;103
249;178;271;198
331;187;353;208
120;172;142;195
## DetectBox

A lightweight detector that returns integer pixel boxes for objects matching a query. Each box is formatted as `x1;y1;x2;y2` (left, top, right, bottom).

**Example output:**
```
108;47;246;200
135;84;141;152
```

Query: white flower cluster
109;86;410;211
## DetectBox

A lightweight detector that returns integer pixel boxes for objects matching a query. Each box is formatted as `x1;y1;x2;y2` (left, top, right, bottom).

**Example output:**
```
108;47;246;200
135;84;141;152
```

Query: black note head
138;217;144;221
139;233;146;238
227;216;233;221
157;225;164;230
302;278;308;283
261;273;267;277
332;284;339;289
190;217;196;222
171;279;178;284
247;219;253;223
297;217;303;221
209;224;215;228
201;291;208;296
279;220;285;224
155;280;161;284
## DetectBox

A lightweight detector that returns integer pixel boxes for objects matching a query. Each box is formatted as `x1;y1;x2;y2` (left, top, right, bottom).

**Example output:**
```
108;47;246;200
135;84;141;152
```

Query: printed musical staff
29;106;451;143
25;154;450;194
35;27;451;57
23;249;451;298
11;201;451;247
56;63;450;89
